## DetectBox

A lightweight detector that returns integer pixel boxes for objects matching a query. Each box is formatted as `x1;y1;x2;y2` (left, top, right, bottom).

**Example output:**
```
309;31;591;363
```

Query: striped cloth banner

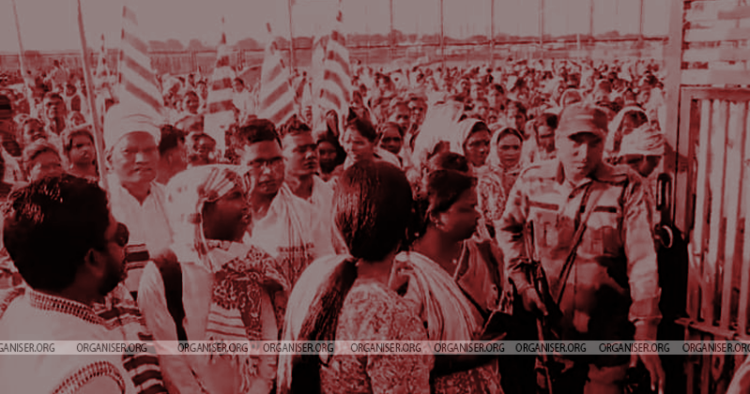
313;1;351;133
257;24;296;127
96;34;109;78
118;1;164;120
204;29;235;152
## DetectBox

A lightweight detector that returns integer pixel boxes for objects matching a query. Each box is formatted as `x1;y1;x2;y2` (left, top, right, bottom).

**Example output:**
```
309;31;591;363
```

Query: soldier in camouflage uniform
497;103;665;393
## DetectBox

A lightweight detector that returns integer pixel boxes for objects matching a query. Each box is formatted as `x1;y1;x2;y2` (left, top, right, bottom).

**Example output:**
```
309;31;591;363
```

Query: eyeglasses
114;222;129;248
245;157;284;173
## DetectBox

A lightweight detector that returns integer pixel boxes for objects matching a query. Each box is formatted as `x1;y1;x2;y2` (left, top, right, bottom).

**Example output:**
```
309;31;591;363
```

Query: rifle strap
550;181;606;305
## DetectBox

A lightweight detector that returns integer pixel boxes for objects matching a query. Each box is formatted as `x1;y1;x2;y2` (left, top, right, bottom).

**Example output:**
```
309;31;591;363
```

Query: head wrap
411;100;464;168
103;104;161;151
489;126;524;170
617;124;665;157
451;118;487;156
605;106;649;157
165;165;287;392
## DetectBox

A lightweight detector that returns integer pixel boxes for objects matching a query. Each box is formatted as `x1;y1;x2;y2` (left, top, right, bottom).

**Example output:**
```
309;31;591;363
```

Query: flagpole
287;0;295;78
10;0;34;114
76;0;109;192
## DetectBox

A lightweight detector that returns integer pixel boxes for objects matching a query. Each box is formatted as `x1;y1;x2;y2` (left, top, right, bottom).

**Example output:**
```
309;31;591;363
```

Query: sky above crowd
0;0;669;52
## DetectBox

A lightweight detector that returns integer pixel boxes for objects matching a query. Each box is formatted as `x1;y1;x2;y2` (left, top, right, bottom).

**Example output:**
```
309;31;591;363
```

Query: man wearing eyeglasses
237;118;319;291
0;175;167;394
104;105;173;300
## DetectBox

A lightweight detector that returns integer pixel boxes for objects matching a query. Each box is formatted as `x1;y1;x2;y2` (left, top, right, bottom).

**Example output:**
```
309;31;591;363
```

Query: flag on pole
118;1;164;120
258;24;296;127
310;17;328;132
314;0;352;134
96;34;109;78
204;22;235;153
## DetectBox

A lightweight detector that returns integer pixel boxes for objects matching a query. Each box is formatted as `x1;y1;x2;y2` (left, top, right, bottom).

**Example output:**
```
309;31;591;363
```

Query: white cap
103;104;161;151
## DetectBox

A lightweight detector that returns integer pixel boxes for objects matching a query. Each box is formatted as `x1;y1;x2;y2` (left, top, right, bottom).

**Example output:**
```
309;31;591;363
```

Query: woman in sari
451;118;504;239
604;106;649;162
138;165;288;394
341;116;402;170
489;127;525;213
400;169;507;394
278;160;431;394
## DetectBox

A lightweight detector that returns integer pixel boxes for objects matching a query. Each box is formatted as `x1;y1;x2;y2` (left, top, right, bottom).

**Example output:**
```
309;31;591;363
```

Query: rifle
524;222;554;394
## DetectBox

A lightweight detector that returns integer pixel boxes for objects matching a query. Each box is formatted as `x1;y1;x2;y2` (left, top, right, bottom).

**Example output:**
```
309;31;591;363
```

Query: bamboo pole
490;0;495;68
288;0;295;78
440;0;445;70
539;0;544;48
10;0;34;113
75;0;108;192
389;0;395;62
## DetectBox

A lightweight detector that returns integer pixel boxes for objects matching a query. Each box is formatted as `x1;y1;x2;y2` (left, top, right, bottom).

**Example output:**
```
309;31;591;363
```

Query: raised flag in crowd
204;24;235;152
257;23;296;127
314;0;351;134
117;0;164;120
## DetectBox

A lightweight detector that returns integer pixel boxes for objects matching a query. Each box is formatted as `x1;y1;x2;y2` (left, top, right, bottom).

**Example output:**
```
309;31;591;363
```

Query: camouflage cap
557;102;608;139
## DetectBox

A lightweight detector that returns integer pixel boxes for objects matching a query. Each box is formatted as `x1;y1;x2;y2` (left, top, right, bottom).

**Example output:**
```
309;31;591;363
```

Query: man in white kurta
104;105;173;298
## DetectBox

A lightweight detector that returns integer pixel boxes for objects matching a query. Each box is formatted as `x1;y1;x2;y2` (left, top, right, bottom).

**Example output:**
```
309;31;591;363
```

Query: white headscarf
411;100;464;169
617;123;665;157
605;106;648;156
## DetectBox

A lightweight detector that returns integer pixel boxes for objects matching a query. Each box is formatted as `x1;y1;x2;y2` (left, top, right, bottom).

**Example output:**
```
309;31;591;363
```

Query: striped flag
95;34;109;78
118;1;164;120
204;26;236;153
313;1;352;133
257;24;296;127
310;23;328;131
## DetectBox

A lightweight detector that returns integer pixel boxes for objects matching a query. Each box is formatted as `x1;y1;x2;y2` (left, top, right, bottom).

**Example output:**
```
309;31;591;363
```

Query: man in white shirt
237;119;320;289
280;119;337;256
232;77;255;122
0;175;167;394
104;105;173;299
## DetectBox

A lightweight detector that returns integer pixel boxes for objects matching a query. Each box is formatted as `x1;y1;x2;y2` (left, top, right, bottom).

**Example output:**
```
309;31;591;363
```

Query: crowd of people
0;54;710;394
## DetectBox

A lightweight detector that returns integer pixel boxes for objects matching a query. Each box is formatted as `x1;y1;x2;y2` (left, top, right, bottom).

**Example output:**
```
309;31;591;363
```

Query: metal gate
675;87;750;394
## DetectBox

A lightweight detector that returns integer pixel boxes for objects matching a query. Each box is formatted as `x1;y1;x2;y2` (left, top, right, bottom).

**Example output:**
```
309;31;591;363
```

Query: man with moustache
237;119;320;290
280;119;337;256
104;105;173;300
42;92;68;142
0;175;167;394
498;103;664;393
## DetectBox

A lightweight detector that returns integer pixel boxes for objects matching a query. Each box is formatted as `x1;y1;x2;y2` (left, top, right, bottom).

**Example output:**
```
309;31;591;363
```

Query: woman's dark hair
469;120;490;137
291;161;413;394
412;169;476;239
535;113;558;130
427;152;470;174
3;175;110;292
344;116;378;143
158;125;186;156
62;127;95;156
